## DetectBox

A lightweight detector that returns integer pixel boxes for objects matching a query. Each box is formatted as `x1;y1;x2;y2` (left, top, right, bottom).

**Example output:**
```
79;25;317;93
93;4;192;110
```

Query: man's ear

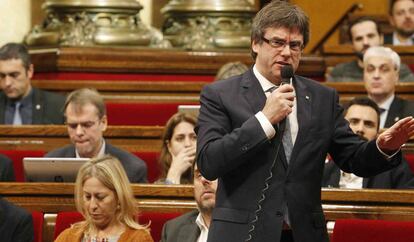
27;64;34;79
101;115;108;132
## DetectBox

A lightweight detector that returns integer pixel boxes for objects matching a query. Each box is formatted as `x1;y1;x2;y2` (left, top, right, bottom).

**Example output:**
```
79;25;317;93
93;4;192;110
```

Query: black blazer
0;88;65;124
45;142;148;183
160;210;200;242
0;198;34;242
0;154;15;181
196;69;401;242
322;159;414;189
384;96;414;128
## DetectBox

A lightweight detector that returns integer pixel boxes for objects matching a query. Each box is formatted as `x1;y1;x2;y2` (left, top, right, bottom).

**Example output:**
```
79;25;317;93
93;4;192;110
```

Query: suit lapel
385;97;402;127
32;88;43;124
241;69;267;114
0;94;6;123
288;76;312;169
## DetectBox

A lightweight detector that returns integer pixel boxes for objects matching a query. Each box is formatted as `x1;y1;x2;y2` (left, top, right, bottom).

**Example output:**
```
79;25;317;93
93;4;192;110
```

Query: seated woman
157;112;197;184
55;155;153;242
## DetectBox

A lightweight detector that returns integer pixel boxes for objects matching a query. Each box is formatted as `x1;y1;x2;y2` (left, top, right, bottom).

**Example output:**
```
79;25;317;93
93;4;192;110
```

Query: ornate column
161;0;256;50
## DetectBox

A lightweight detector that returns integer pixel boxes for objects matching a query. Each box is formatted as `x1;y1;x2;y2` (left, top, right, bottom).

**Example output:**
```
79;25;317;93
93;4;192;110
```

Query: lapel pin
394;117;400;122
36;104;41;110
305;95;310;100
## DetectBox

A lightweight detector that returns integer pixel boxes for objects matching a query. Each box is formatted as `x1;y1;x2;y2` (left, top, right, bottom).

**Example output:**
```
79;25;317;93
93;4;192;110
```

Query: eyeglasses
261;36;303;52
66;120;99;130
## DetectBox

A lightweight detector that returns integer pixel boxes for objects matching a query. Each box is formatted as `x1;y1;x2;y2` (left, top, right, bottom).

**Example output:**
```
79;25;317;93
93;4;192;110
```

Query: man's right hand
262;84;295;124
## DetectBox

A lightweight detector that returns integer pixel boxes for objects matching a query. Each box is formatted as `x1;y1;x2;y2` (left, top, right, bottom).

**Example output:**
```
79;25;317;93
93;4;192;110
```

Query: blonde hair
73;155;148;231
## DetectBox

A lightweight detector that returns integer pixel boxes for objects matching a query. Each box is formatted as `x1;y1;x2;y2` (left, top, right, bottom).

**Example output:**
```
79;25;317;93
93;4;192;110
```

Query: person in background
0;197;34;242
328;16;414;82
322;97;414;189
160;162;218;242
0;154;15;181
363;46;414;128
384;0;414;45
55;155;153;242
46;88;148;183
0;43;65;124
196;1;414;241
214;61;249;81
157;112;197;184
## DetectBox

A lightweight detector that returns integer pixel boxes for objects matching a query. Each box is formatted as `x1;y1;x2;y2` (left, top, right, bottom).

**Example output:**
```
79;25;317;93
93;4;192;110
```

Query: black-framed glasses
261;36;303;52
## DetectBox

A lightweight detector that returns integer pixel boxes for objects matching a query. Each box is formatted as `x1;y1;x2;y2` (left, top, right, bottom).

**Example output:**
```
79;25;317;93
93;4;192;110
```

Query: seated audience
157;112;197;184
45;88;147;183
214;61;249;81
0;43;65;124
0;197;34;242
322;97;414;189
384;0;414;45
363;46;414;128
0;154;15;181
55;155;153;242
328;16;414;82
161;162;217;242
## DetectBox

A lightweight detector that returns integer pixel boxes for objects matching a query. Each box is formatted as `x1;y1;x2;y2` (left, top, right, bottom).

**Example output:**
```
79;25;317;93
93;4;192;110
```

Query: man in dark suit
196;2;414;242
363;46;414;128
322;97;414;189
0;197;34;242
0;43;65;124
161;163;217;242
0;154;15;181
384;0;414;45
45;88;147;183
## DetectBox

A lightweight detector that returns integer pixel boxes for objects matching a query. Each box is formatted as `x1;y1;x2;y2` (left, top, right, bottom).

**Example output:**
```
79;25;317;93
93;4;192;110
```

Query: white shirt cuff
255;111;276;139
376;139;401;160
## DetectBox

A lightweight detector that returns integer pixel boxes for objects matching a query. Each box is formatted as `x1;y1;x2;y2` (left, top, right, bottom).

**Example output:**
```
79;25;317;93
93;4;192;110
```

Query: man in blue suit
196;1;414;242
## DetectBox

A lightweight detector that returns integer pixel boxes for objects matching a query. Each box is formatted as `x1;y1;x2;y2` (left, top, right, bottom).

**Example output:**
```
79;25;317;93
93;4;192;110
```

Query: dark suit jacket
384;96;414;128
0;154;15;181
196;69;401;242
0;87;65;124
384;33;394;45
322;159;414;189
45;142;148;183
160;210;200;242
0;198;34;242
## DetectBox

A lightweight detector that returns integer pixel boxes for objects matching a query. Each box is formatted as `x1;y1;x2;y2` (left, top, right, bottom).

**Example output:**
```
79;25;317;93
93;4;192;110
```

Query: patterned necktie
13;102;22;125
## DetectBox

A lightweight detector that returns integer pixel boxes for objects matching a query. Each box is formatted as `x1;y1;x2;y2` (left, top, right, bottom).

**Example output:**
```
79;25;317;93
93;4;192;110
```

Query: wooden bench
1;183;414;242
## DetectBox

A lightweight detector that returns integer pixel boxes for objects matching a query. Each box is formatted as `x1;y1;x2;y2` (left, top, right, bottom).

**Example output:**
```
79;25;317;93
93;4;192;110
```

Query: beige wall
0;0;31;46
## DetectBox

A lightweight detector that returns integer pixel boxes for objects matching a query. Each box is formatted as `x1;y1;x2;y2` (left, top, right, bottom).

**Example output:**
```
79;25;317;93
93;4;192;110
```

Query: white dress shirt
195;213;209;242
377;94;395;129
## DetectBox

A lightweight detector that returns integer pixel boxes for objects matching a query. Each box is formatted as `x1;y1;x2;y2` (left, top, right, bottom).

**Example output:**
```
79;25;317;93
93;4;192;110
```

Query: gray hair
363;46;401;71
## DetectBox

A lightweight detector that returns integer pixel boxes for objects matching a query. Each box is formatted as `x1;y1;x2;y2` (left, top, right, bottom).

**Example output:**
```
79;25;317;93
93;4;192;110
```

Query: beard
396;28;414;38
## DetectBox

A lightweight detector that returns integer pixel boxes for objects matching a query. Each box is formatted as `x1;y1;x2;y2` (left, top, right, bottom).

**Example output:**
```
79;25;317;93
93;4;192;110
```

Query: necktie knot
379;108;386;114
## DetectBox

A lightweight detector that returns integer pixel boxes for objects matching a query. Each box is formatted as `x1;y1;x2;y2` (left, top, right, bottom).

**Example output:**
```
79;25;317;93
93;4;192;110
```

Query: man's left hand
377;117;414;153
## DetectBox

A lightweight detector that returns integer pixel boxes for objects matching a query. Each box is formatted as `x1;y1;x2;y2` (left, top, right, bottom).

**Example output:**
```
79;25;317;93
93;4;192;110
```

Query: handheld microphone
281;65;294;85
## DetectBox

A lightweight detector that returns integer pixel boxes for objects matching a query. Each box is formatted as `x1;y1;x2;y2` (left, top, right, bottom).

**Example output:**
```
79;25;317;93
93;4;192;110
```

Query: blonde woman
55;155;153;242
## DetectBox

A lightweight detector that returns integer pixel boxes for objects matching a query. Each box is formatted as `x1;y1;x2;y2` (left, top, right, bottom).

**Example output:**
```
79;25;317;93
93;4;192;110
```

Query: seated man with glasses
45;88;148;183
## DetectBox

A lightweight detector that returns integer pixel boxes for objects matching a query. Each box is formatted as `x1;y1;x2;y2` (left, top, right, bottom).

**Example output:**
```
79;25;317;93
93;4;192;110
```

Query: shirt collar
6;88;33;107
378;94;395;111
253;64;276;93
195;212;208;231
393;32;414;45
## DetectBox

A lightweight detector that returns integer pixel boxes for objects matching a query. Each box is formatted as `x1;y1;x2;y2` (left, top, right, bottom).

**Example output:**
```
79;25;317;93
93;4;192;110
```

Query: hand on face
377;116;414;153
167;146;196;183
262;84;295;124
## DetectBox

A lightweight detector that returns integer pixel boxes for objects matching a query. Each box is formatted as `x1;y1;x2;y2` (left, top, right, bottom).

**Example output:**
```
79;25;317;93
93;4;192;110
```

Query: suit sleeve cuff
376;139;401;160
255;111;276;139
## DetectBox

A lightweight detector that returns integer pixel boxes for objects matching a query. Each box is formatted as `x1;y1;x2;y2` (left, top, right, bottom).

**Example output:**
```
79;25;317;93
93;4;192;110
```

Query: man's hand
262;84;295;124
377;117;414;153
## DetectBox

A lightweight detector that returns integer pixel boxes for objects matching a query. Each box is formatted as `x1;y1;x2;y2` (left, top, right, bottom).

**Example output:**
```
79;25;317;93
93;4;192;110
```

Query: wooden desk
0;125;163;152
1;183;414;242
